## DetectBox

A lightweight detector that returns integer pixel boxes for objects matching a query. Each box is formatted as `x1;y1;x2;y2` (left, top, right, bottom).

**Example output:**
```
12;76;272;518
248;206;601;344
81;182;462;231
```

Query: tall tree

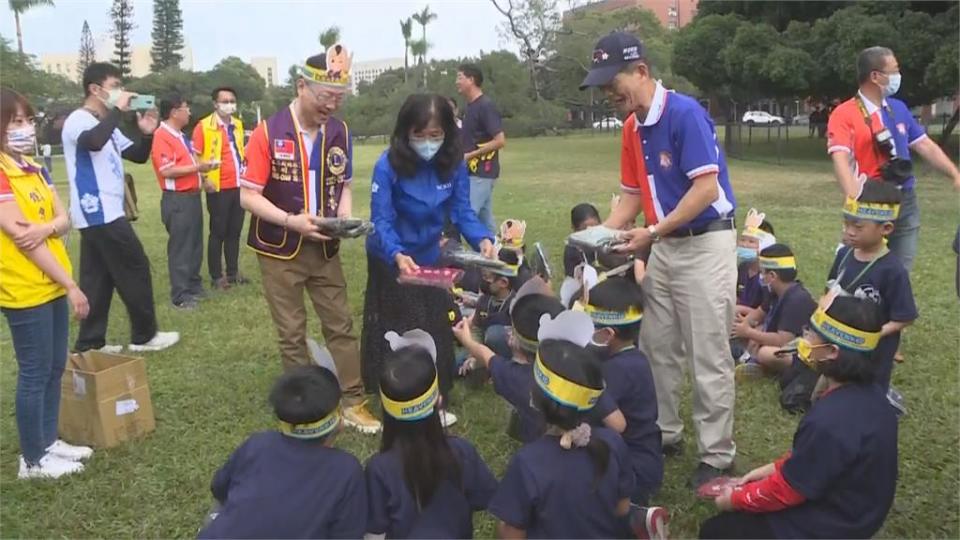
77;19;96;79
411;5;437;63
489;0;562;101
150;0;185;72
409;38;428;67
8;0;54;54
319;25;341;49
109;0;135;79
400;17;413;82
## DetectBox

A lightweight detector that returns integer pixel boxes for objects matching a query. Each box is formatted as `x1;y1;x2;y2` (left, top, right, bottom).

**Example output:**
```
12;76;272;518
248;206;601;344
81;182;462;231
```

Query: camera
874;127;914;185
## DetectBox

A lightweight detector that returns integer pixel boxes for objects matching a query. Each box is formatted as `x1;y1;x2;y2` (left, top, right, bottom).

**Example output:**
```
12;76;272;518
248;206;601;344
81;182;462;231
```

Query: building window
266;67;273;86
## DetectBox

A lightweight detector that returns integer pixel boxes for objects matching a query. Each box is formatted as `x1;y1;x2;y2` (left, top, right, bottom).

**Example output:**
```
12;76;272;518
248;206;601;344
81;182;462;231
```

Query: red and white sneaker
631;505;669;540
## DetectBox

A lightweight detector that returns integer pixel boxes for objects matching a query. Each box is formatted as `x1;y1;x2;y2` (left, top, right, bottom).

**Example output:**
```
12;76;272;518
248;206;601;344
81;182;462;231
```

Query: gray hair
857;46;894;84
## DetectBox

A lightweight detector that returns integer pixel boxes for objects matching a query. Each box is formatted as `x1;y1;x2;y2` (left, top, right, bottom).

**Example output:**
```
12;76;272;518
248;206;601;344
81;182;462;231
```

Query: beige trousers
257;241;363;403
640;229;737;469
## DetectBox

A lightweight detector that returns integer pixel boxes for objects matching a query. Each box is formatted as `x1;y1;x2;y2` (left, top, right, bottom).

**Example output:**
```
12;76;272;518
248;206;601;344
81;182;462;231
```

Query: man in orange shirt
151;94;217;310
192;86;247;290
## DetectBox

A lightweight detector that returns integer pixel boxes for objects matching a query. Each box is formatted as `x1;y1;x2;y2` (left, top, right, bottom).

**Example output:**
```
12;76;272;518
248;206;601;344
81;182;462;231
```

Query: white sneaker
129;331;180;352
440;409;458;428
96;345;124;354
46;440;93;462
18;454;84;480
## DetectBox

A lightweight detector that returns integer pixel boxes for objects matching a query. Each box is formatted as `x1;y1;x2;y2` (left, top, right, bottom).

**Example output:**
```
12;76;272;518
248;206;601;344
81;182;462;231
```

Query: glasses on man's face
307;84;345;105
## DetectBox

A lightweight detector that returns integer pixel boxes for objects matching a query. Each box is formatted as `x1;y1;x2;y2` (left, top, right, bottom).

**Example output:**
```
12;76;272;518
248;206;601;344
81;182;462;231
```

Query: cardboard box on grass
58;351;155;448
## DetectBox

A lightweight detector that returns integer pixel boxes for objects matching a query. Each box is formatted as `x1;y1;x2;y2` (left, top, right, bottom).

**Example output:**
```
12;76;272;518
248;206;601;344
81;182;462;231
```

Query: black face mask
587;343;611;361
480;281;493;295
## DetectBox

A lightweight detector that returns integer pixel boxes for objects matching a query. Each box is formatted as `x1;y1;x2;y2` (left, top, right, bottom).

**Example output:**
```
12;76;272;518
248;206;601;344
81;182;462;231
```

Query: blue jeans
2;296;69;464
469;176;496;235
887;188;920;273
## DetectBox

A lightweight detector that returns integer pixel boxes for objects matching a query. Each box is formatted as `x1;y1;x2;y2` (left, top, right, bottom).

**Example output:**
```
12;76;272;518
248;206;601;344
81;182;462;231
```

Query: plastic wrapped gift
696;476;740;499
314;217;375;238
397;267;464;289
566;225;626;253
446;248;506;270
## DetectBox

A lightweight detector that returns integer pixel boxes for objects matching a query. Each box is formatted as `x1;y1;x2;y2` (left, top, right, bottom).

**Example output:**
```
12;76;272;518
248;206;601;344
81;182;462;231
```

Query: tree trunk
15;12;24;55
940;106;959;146
403;45;409;83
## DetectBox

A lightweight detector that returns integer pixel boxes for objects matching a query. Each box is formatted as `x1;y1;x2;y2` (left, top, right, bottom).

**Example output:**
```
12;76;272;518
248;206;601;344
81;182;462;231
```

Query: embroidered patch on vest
327;146;347;176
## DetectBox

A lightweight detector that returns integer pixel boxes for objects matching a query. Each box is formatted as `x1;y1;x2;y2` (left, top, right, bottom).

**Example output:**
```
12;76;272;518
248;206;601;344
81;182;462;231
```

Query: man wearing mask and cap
580;32;738;490
192;86;248;290
240;45;381;434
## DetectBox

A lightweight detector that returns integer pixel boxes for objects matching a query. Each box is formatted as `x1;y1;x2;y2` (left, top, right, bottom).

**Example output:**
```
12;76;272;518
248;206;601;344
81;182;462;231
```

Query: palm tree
319;25;341;50
400;17;413;82
409;38;428;67
9;0;55;54
411;5;437;64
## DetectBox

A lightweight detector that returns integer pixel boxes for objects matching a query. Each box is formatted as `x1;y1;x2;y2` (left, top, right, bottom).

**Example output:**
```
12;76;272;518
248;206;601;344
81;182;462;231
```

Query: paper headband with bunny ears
300;44;353;87
498;219;527;249
537;310;595;348
741;208;776;250
384;329;437;363
510;275;554;315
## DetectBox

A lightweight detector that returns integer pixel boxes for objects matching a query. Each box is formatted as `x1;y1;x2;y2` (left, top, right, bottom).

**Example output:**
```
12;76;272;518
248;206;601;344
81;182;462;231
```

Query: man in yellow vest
192;86;247;290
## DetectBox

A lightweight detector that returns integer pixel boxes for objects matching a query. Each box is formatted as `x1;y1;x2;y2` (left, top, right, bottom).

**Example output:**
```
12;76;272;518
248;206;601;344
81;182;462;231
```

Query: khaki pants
258;242;363;403
640;229;737;469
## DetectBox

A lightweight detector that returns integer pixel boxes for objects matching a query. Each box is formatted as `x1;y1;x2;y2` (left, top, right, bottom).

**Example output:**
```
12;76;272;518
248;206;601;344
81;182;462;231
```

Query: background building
566;0;699;29
350;57;404;94
40;36;194;81
250;57;279;87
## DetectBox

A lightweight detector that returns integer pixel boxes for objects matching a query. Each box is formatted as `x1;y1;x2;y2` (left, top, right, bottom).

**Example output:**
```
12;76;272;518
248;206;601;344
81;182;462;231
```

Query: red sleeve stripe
730;468;805;513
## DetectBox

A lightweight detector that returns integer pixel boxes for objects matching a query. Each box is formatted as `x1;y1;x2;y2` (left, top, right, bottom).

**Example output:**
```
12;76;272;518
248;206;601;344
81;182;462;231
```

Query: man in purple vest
240;46;381;434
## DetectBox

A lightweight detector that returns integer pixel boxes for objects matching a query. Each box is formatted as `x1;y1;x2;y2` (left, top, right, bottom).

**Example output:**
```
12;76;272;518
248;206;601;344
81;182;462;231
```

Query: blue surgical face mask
410;138;443;161
881;72;901;97
737;246;758;266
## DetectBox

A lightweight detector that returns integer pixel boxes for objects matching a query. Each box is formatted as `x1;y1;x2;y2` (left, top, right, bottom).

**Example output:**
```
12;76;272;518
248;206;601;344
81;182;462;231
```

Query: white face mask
410;138;443;161
881;72;901;97
97;87;123;108
217;103;237;116
6;125;36;154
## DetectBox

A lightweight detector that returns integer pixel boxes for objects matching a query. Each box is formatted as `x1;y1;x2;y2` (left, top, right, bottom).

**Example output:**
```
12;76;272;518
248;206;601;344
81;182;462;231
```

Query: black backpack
779;356;819;414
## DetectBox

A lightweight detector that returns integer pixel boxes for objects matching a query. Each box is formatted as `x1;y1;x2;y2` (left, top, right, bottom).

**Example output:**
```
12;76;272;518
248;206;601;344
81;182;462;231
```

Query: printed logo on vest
80;193;101;215
274;139;296;161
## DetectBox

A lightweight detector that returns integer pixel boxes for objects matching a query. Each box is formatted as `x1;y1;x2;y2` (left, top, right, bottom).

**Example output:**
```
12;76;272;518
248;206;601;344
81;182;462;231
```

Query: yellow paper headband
809;308;881;352
742;226;774;242
843;197;900;223
512;326;539;352
278;408;340;440
380;376;439;421
533;354;603;411
584;304;643;326
300;64;350;87
759;256;796;271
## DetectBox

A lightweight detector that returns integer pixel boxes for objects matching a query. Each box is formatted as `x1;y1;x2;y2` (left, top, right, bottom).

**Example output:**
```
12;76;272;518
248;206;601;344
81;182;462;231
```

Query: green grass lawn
2;134;958;538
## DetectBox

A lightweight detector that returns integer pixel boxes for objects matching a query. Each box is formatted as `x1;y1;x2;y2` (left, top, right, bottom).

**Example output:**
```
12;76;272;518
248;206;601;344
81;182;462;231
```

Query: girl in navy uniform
701;295;898;539
586;277;664;505
488;311;666;539
199;366;366;539
365;330;497;538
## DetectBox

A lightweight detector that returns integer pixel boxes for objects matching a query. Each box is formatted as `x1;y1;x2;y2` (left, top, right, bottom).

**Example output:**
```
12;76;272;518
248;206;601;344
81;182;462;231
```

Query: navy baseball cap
579;32;646;90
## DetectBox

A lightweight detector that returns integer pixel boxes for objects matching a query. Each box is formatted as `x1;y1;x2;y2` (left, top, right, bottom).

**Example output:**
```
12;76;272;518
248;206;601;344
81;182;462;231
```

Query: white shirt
61;109;132;229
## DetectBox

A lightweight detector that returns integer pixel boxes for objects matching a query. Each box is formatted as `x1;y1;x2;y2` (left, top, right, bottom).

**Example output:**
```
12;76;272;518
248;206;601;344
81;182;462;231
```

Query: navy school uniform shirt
198;431;366;539
367;151;493;268
488;427;635;539
770;383;898;539
365;436;497;539
762;281;817;336
827;247;917;389
601;347;663;498
474;291;515;330
737;264;764;308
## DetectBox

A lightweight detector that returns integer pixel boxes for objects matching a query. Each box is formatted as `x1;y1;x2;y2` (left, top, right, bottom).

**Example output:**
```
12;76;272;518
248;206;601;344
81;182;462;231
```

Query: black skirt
360;256;456;398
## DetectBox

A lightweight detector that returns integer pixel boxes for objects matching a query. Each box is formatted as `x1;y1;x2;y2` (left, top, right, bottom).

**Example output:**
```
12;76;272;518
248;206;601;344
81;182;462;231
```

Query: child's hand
714;487;735;511
737;462;776;485
458;356;477;376
452;315;475;345
731;318;753;339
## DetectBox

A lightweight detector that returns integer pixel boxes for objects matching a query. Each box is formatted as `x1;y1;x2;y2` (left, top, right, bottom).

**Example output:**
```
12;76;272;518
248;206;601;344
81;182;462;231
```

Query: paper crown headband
381;329;440;421
741;208;776;250
759;255;796;271
584;303;643;326
843;197;900;223
498;219;527;248
534;311;603;410
279;408;340;440
299;44;353;87
808;306;880;352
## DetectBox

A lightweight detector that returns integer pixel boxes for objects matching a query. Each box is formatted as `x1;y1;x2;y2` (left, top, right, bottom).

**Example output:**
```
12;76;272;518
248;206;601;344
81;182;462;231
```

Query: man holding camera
828;46;960;272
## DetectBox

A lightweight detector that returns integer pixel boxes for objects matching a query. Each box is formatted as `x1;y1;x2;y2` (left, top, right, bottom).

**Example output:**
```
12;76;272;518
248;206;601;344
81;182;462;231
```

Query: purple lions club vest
247;105;351;260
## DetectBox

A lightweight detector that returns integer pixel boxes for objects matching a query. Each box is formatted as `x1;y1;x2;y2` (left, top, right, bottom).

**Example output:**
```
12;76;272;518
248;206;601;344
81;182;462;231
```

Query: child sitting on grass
199;366;366;539
473;249;522;359
701;295;897;540
365;330;497;538
564;203;602;278
736;209;776;313
732;244;816;380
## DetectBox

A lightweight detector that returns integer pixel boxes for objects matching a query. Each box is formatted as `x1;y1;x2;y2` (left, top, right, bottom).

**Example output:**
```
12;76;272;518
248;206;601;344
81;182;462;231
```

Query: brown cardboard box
58;351;156;448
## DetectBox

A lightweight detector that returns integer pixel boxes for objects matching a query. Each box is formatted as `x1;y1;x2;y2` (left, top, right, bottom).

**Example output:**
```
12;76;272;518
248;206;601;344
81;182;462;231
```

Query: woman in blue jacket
362;93;494;419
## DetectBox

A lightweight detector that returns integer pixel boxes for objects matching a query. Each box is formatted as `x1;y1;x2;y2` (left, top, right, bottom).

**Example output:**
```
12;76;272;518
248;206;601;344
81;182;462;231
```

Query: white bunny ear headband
741;208;777;250
384;329;437;363
510;275;554;315
537;310;595;348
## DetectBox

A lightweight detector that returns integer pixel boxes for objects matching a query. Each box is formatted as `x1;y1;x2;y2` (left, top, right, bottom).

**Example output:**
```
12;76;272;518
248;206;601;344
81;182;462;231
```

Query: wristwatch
647;225;661;243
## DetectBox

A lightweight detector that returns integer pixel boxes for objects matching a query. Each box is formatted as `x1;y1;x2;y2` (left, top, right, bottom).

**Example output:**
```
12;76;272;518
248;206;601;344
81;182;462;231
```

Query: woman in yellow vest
0;88;92;480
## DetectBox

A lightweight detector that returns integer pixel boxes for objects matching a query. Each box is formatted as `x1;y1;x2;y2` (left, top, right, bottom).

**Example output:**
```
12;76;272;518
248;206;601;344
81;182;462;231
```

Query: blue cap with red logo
579;32;646;90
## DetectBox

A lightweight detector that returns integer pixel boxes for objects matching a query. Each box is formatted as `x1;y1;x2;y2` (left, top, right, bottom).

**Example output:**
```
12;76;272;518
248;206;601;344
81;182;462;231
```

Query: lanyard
837;247;888;292
855;95;896;163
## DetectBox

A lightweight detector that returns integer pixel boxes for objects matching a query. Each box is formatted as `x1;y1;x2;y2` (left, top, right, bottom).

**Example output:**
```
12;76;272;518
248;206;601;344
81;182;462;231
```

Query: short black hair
388;93;463;180
305;54;326;71
492;249;522;289
511;294;565;352
587;276;643;342
269;366;341;437
758;219;775;235
82;62;123;96
211;86;237;102
159;94;188;120
857;179;903;207
857;46;894;85
759;243;798;283
817;296;884;384
457;63;483;87
571;203;601;230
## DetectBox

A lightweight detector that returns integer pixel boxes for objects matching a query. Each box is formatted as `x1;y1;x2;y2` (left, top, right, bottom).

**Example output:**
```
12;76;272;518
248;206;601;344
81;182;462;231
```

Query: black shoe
227;275;250;285
191;288;209;301
662;441;684;457
173;299;198;311
689;462;733;490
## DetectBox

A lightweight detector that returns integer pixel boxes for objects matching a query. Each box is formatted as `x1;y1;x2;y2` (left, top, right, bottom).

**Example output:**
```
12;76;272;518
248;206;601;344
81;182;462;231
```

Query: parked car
592;117;624;129
791;114;810;125
742;111;785;125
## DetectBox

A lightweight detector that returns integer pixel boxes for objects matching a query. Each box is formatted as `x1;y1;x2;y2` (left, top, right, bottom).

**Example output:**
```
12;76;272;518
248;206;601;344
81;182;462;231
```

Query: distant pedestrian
41;143;52;172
